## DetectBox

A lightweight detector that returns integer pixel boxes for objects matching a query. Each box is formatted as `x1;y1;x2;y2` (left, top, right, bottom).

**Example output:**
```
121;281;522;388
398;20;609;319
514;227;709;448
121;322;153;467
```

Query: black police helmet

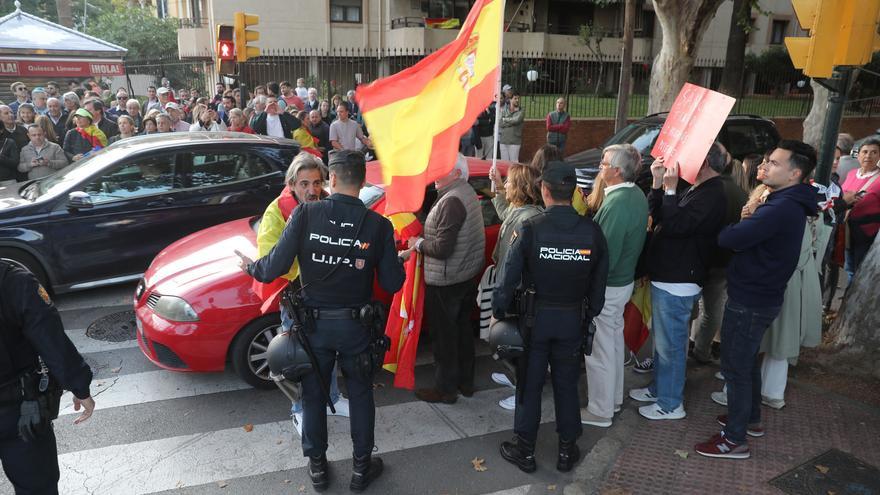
267;332;313;382
488;318;525;360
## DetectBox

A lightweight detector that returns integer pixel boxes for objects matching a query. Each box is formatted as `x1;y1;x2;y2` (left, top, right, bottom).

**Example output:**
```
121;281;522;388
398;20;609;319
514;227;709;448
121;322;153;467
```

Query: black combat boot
350;454;383;492
499;435;536;473
308;454;330;491
557;437;581;472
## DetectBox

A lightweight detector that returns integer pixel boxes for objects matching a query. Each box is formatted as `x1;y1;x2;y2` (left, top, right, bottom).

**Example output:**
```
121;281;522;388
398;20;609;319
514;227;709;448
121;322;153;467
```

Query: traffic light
216;24;235;74
234;12;260;63
786;0;880;78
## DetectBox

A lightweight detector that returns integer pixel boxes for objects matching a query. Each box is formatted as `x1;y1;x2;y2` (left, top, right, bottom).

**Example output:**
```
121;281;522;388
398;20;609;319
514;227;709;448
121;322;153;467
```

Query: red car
134;158;510;388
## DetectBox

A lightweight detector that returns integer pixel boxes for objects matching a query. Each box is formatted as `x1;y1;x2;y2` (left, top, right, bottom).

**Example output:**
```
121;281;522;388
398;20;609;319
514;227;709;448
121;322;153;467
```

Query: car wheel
0;248;50;291
230;313;284;390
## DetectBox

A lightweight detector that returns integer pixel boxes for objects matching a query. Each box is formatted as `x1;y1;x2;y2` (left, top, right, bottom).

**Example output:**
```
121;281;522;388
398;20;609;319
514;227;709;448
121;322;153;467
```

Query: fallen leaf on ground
297;484;304;492
281;479;290;484
243;423;254;432
828;491;837;495
548;484;556;490
217;481;228;488
110;367;122;373
471;457;488;472
815;464;830;474
674;449;689;459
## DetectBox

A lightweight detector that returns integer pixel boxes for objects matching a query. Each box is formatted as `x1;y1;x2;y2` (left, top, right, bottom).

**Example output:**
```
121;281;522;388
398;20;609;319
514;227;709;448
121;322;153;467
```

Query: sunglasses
16;87;28;92
118;96;129;101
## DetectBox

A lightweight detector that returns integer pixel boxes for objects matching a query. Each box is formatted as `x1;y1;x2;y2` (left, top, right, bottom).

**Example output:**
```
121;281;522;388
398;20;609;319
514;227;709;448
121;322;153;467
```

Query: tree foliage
85;6;178;60
0;0;114;29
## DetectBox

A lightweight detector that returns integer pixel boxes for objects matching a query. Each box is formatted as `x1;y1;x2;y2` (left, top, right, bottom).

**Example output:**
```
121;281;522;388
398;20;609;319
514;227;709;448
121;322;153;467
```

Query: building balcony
177;23;213;59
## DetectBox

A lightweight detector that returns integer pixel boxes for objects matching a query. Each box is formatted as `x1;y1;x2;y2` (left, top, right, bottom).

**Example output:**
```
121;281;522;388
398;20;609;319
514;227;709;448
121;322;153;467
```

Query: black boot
557;437;580;472
350;454;383;492
308;455;329;491
499;435;536;473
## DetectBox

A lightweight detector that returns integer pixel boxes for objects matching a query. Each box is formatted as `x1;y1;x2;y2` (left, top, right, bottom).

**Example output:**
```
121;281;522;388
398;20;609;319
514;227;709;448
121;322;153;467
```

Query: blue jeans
281;307;341;414
648;286;699;412
719;299;781;444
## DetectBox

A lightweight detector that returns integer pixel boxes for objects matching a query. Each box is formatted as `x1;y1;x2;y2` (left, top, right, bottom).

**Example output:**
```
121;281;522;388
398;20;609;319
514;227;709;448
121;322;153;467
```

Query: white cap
157;87;170;95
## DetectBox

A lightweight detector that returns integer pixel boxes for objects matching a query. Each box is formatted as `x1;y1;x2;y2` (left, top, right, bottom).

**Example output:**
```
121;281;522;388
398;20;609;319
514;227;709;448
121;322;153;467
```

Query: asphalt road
0;283;628;495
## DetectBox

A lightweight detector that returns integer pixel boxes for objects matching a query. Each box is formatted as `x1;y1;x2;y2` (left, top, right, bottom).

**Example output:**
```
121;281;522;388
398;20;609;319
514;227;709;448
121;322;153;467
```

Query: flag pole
490;0;507;193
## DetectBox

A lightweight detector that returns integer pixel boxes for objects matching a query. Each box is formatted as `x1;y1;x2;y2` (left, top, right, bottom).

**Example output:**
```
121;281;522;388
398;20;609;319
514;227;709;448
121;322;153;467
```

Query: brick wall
517;116;880;163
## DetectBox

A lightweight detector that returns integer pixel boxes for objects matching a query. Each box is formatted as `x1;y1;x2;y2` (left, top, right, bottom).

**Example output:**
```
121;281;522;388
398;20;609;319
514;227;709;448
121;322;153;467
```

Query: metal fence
120;48;880;119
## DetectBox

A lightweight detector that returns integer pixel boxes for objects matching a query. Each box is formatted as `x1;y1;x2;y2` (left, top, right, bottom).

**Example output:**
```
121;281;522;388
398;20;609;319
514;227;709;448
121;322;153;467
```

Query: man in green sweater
581;144;649;427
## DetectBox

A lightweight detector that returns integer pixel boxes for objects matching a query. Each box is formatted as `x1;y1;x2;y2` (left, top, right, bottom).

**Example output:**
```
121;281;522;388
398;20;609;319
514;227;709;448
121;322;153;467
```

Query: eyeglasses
16;86;28;92
118;96;128;101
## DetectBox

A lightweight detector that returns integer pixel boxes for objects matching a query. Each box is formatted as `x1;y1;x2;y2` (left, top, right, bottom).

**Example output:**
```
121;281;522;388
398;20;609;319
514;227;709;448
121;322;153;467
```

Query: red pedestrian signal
218;40;234;61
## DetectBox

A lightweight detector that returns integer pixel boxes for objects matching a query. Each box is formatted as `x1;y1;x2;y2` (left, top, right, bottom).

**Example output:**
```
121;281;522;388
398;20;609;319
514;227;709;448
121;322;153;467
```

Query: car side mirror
68;191;93;209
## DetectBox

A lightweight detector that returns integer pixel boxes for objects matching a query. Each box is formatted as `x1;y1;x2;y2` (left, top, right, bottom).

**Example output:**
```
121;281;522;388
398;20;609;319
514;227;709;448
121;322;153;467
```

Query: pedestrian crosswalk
0;297;588;495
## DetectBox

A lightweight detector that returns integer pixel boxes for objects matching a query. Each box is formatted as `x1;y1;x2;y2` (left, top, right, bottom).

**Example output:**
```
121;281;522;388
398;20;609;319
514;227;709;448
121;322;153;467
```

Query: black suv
566;113;781;191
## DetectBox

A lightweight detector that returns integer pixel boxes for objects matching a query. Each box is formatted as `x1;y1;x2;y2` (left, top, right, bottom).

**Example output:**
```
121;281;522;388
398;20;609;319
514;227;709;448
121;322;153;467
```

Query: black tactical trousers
0;405;59;494
514;307;583;443
300;319;375;458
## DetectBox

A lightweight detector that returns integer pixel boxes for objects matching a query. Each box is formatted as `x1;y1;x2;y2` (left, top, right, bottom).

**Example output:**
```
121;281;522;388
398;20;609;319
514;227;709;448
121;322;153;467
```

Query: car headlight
151;295;199;322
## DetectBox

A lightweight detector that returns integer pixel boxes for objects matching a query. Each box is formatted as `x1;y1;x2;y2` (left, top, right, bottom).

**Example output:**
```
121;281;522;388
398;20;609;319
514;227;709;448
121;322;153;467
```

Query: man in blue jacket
695;140;819;460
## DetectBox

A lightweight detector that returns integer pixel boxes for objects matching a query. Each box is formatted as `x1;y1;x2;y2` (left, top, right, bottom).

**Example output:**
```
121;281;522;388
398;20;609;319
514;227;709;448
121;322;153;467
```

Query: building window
770;19;788;45
331;0;362;23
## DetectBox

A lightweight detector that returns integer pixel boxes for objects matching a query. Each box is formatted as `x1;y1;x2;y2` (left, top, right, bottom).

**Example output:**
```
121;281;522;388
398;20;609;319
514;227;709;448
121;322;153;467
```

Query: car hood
144;217;260;302
0;183;33;212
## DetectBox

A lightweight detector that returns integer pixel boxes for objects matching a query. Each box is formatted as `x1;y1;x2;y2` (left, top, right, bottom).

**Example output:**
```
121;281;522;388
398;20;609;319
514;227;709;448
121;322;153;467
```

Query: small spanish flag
425;17;462;29
356;0;503;215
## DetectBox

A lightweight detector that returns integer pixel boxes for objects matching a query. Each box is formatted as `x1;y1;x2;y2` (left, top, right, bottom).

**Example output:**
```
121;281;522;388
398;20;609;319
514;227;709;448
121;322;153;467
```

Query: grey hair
706;142;726;173
453;153;469;181
253;95;267;106
46;97;60;106
155;113;172;124
308;87;317;94
31;88;47;97
836;133;854;154
62;91;80;105
126;98;141;110
285;152;327;184
602;143;641;182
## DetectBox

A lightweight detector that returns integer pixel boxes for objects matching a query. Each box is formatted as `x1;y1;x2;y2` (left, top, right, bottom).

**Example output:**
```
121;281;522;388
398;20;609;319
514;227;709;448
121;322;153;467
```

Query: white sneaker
328;397;350;417
711;390;728;406
714;371;724;381
491;373;515;389
628;387;658;402
638;403;686;420
580;408;612;427
614;404;622;413
292;412;303;436
498;394;516;410
762;396;786;409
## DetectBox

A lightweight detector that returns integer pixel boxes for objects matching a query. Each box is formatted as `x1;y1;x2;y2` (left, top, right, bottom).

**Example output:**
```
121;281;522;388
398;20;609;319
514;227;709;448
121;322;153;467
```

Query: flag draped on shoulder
356;0;503;215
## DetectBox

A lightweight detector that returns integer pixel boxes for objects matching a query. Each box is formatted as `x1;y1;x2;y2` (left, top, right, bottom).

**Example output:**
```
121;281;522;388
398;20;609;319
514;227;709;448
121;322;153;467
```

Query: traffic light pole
238;61;247;110
814;67;852;186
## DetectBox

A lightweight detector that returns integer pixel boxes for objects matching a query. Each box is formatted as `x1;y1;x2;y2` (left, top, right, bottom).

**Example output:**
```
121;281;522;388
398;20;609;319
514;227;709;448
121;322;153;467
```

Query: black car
566;113;781;191
0;132;298;293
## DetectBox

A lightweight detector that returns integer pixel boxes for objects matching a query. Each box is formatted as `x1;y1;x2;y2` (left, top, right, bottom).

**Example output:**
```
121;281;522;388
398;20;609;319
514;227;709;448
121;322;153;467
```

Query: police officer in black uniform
492;161;609;474
236;150;405;492
0;261;95;494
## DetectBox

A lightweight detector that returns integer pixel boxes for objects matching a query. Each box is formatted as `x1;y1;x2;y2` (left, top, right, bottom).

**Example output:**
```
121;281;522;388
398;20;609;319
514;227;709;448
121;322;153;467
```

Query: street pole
814;67;852;186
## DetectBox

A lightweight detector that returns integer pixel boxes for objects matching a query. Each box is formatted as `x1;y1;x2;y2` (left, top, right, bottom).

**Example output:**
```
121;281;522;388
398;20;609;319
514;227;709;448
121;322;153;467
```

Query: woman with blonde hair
33;114;58;145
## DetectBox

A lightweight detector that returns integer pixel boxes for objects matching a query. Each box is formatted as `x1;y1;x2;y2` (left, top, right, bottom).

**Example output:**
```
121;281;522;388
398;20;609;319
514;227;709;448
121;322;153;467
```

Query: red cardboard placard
650;83;736;184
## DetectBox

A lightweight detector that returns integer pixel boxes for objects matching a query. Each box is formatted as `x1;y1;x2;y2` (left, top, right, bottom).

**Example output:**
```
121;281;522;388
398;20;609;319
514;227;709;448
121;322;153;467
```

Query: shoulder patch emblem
38;285;51;305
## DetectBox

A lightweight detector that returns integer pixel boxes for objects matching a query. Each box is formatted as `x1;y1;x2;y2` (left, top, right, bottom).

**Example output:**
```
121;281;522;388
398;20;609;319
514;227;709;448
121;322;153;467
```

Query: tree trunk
648;0;726;114
718;0;749;98
802;80;829;149
831;234;880;354
615;0;636;131
56;0;73;28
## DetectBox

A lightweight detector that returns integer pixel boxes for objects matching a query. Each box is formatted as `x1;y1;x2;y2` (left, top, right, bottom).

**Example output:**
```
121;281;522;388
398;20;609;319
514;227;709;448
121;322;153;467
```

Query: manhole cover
770;448;880;495
86;310;137;342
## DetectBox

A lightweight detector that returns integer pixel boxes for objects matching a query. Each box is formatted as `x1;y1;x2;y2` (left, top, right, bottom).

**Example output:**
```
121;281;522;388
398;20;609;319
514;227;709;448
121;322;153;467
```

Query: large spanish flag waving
356;0;503;215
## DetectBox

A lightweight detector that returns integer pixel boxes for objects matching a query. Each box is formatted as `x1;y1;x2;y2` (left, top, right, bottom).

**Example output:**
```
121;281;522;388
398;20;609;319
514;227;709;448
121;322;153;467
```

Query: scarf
76;124;108;150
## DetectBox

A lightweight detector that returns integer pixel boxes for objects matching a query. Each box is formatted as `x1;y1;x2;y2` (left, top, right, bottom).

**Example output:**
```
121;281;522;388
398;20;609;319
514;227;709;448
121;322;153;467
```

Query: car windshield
24;147;118;200
604;123;663;156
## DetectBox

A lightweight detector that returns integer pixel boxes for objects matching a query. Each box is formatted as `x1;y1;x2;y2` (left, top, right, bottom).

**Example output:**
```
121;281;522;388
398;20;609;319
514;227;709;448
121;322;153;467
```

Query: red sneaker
716;414;765;437
694;432;750;459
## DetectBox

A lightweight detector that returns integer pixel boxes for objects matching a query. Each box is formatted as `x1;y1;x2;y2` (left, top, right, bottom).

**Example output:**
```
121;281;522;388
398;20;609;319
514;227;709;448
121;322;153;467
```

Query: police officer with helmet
236;150;405;492
492;161;608;473
0;261;96;493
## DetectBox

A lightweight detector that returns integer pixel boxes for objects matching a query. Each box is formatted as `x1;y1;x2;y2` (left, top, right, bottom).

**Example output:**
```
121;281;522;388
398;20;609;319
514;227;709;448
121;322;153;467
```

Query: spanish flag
356;0;503;215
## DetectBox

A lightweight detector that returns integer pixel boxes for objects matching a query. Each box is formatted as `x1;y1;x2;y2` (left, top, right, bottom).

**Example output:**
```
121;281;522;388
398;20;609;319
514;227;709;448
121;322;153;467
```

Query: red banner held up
650;83;736;184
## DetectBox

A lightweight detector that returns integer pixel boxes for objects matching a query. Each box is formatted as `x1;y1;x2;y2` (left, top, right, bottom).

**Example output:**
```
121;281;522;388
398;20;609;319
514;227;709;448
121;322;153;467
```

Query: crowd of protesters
0;77;370;183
